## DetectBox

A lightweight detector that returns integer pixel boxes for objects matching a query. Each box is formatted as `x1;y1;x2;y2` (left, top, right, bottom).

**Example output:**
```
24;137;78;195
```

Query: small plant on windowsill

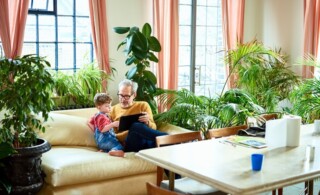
50;62;116;110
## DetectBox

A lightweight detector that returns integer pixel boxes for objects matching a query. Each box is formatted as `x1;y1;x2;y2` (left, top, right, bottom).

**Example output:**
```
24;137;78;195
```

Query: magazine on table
224;135;267;149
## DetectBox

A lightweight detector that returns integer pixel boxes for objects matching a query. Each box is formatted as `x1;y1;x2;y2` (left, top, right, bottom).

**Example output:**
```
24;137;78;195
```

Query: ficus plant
113;23;161;114
0;54;55;148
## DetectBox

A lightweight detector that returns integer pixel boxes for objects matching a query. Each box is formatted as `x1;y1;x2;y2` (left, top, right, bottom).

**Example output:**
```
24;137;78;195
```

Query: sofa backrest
52;108;97;118
39;112;96;147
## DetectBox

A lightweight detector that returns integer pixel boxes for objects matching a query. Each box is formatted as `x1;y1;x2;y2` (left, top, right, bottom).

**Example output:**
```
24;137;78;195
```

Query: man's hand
139;112;149;124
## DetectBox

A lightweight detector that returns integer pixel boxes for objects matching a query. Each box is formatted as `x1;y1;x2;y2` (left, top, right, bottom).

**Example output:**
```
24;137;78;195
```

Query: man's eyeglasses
117;93;133;100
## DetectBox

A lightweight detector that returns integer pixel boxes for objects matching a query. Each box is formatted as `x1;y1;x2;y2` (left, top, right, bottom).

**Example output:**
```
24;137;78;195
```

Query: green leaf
132;31;148;52
113;27;130;34
125;56;136;65
124;36;133;55
147;52;159;62
0;142;14;159
126;66;138;79
132;47;148;60
142;23;152;38
117;40;127;51
148;36;161;52
143;70;157;85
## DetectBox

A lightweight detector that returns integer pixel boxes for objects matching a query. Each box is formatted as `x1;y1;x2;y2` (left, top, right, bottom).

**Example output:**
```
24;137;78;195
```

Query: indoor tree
113;23;161;114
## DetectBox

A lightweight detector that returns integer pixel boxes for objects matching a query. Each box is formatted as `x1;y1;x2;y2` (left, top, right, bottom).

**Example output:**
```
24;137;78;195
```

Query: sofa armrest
157;123;192;134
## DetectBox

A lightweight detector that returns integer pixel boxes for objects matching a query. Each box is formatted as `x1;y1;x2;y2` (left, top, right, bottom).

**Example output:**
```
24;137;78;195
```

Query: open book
224;135;267;149
118;113;144;131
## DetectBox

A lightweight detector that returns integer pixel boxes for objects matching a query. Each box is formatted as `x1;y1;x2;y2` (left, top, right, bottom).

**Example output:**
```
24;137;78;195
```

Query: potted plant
226;40;300;112
113;23;161;114
51;70;74;109
51;62;115;110
288;54;320;123
0;54;54;194
155;40;294;136
75;62;115;107
155;88;264;138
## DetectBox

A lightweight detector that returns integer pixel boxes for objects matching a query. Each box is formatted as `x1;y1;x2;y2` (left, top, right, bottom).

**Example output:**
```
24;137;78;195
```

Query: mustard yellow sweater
109;101;157;143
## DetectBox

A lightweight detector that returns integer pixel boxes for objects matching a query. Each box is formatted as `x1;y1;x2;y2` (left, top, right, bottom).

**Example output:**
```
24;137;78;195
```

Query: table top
136;124;320;195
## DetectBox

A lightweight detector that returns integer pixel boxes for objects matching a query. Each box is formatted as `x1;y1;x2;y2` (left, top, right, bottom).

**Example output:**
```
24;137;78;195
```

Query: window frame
25;0;94;72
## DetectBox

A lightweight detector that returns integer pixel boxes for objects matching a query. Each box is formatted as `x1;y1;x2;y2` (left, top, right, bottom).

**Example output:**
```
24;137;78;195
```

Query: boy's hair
94;93;112;106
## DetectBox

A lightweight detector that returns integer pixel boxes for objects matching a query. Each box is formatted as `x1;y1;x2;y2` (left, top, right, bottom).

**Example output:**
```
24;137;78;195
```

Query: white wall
244;0;304;75
106;0;152;102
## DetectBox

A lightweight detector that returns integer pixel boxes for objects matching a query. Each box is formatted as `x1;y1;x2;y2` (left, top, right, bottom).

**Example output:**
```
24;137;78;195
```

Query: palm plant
224;40;300;112
155;40;302;135
155;88;264;136
289;54;320;123
289;78;320;124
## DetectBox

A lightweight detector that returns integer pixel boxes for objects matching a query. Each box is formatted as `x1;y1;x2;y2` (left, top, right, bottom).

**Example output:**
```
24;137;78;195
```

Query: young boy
88;93;124;157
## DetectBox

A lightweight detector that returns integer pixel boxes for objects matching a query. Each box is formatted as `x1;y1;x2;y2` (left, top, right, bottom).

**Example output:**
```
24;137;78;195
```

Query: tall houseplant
113;23;161;114
155;40;294;134
0;54;54;194
225;40;300;112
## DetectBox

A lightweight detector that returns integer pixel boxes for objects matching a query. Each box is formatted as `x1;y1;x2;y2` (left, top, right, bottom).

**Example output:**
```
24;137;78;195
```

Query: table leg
169;171;175;191
278;188;283;195
272;188;283;195
305;180;314;195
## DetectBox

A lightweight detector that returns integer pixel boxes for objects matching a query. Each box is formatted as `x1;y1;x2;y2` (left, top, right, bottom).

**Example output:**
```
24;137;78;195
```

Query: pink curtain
153;0;179;90
88;0;111;74
221;0;245;89
303;0;320;79
0;0;30;58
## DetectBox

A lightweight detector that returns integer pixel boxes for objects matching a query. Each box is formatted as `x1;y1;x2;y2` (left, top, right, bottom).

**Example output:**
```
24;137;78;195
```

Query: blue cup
251;154;264;171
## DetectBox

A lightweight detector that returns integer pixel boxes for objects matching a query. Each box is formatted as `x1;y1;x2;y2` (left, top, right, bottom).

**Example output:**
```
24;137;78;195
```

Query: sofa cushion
41;147;156;187
38;113;96;147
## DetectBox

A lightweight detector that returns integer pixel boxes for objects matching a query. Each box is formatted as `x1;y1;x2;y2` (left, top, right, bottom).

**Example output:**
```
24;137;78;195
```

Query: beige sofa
37;108;190;195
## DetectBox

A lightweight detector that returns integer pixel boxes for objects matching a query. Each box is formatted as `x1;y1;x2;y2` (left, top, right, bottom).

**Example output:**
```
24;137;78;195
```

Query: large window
178;0;225;96
23;0;94;72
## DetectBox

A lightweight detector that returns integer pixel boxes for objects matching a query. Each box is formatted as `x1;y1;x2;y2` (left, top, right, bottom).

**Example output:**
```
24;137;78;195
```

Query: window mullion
73;0;77;72
190;0;197;93
55;13;58;71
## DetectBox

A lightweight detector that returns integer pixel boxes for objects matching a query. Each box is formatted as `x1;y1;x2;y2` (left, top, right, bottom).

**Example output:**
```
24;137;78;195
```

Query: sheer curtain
88;0;111;74
221;0;245;89
153;0;179;90
303;0;320;78
0;0;30;58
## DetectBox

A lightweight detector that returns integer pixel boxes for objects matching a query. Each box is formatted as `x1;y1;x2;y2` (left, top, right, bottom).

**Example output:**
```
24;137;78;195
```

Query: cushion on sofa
38;113;96;147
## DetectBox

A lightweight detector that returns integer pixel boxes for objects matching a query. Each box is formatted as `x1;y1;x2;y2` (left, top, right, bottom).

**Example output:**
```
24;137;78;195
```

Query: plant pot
1;138;51;195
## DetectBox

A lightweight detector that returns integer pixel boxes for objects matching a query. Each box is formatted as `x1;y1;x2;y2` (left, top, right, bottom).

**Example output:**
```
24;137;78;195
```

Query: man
109;79;167;152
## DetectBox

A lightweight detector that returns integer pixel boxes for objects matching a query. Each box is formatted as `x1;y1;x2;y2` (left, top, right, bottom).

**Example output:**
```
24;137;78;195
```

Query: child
88;93;124;157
